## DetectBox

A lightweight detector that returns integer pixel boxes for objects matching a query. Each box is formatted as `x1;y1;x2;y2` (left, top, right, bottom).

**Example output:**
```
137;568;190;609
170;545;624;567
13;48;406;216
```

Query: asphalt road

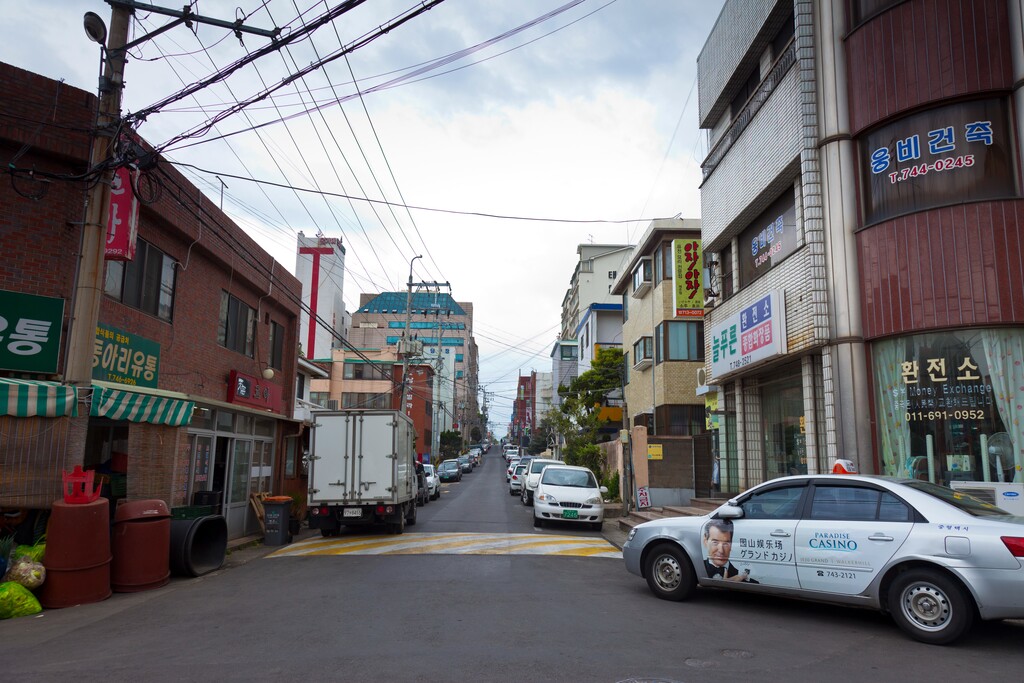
4;452;1024;682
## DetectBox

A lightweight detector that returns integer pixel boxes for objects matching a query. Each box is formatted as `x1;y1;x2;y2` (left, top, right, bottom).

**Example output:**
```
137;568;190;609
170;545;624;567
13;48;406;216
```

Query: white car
505;457;521;482
533;465;606;531
521;458;561;506
423;464;440;501
505;447;520;462
622;474;1024;645
509;463;528;496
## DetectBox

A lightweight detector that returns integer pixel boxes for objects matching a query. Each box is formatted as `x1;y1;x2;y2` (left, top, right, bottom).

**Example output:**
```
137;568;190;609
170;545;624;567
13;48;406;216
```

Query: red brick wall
0;62;302;411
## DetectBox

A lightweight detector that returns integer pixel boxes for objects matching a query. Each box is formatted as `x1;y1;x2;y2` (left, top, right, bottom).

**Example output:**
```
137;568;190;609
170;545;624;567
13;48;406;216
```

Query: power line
166;162;671;224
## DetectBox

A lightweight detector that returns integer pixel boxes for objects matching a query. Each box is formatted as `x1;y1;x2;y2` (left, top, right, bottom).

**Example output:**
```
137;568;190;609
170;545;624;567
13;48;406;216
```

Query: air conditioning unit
326;399;339;411
697;367;708;386
949;481;1024;515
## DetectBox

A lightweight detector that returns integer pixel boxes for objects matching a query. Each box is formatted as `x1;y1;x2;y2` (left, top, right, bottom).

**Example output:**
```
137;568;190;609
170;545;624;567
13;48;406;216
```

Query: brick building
0;63;302;540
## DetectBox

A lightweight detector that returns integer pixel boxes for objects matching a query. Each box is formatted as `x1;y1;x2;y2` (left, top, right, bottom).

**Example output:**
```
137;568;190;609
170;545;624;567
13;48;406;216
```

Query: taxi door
704;483;807;589
795;484;914;595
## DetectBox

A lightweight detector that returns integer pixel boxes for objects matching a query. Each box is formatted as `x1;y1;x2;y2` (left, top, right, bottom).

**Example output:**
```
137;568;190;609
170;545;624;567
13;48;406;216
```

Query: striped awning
91;383;194;427
0;378;78;418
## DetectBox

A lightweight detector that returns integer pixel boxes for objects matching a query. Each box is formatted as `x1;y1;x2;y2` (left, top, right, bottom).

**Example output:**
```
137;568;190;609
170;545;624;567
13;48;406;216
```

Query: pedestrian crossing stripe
266;532;622;559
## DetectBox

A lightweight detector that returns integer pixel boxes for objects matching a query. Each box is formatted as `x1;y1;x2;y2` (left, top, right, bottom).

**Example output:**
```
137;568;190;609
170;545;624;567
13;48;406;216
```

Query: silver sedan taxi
622;474;1024;645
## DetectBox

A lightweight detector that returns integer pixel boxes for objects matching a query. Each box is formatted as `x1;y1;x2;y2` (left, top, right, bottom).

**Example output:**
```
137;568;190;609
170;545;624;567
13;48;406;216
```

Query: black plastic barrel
169;515;227;577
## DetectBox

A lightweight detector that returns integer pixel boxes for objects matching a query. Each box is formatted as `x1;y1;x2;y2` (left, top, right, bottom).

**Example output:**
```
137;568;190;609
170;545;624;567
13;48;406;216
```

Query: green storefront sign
0;289;65;373
93;323;161;388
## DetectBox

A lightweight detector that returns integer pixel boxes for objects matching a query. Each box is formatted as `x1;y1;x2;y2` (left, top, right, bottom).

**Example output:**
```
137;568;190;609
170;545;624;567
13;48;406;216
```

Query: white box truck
307;410;418;536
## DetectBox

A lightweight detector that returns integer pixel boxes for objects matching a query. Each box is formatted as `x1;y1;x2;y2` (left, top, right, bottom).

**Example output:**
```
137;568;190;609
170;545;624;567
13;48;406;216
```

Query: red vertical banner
106;166;139;261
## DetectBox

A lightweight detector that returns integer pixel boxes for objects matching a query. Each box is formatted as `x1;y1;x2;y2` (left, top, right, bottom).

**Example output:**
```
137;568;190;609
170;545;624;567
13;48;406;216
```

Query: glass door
227;439;252;538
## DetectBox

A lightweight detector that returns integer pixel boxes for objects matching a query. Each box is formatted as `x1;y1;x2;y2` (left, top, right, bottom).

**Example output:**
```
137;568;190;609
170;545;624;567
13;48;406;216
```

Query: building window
653;405;705;436
719;243;734;299
342;392;391;409
560;345;577;361
296;373;305;400
622;293;629;322
218;291;255;357
730;68;760;119
309;391;330;407
633;337;653;365
104;238;176;322
269;321;285;370
631;258;653;294
343;362;389;381
655;321;705;363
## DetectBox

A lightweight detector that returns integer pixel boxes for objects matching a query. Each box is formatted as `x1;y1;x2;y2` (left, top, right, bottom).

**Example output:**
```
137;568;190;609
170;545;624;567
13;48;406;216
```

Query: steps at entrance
688;497;730;512
615;504;710;533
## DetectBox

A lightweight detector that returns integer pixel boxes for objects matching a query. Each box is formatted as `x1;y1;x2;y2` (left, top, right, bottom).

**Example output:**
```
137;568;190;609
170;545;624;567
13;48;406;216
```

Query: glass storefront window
216;410;234;432
760;364;806;480
254;417;275;437
872;329;1024;485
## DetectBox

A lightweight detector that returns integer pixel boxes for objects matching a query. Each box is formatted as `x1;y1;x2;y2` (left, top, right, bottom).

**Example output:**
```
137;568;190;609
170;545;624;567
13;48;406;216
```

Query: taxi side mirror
716;504;744;519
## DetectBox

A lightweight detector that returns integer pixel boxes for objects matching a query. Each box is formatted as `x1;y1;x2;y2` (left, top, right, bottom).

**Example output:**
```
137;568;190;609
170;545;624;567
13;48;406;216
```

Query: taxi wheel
644;543;696;601
888;568;974;645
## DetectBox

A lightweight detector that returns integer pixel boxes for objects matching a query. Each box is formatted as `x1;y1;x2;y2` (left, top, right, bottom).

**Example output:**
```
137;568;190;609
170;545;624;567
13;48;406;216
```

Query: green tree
439;430;462;459
470;426;482;443
558;347;624;476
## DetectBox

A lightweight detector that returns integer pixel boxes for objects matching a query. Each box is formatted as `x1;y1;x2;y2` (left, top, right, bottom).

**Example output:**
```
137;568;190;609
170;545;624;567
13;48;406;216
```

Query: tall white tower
295;232;346;361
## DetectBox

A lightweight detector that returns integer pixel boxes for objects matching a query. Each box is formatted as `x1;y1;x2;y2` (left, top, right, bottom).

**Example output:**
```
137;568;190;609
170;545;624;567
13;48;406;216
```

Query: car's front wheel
888;568;975;645
643;543;696;601
533;514;543;528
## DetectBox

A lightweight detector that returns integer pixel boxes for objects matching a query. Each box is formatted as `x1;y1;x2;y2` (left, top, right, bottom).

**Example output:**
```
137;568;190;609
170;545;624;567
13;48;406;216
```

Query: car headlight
537;493;557;505
626;528;637;543
584;496;601;505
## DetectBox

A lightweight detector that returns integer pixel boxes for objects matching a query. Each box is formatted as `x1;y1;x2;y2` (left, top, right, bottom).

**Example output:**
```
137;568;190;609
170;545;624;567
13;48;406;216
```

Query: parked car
506;456;522;481
468;448;482;465
457;455;473;473
521;458;560;506
533;465;606;531
509;463;528;496
622;474;1024;645
423;463;440;500
505;447;520;462
437;459;462;482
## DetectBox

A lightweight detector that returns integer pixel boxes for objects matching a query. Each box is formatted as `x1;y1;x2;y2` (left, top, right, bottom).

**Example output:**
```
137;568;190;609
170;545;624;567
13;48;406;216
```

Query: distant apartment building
347;291;480;441
612;218;706;436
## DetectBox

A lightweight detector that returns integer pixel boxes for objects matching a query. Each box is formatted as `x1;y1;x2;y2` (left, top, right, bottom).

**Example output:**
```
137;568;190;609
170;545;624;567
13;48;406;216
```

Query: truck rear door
353;413;398;502
310;413;354;502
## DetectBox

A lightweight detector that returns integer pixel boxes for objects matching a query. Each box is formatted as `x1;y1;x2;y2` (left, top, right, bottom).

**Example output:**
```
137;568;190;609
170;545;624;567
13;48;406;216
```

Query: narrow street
3;453;1023;682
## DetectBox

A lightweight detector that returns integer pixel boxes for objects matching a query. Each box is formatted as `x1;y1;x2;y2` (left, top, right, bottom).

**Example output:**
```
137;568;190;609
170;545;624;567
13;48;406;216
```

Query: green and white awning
91;383;194;426
0;378;78;418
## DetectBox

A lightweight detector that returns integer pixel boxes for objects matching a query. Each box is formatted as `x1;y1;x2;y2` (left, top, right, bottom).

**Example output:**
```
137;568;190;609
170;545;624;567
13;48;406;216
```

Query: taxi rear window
904;481;1013;517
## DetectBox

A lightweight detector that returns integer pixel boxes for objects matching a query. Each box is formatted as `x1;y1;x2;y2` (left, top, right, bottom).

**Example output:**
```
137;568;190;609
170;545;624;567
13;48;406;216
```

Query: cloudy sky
5;0;724;433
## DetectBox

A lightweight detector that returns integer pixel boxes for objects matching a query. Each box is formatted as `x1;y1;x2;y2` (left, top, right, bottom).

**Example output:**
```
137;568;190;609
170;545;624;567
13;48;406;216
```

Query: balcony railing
701;40;796;183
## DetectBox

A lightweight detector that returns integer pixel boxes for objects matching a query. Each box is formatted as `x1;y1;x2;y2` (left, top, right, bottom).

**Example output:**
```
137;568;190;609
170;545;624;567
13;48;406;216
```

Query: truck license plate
561;509;579;520
343;508;362;517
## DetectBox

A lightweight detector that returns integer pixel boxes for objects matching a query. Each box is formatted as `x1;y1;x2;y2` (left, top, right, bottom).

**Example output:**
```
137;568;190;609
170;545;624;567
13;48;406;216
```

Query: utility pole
65;2;278;386
399;255;422;418
65;5;132;386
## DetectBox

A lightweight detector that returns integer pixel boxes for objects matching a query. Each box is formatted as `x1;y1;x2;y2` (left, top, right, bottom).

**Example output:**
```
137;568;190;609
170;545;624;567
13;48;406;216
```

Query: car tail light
1001;536;1024;557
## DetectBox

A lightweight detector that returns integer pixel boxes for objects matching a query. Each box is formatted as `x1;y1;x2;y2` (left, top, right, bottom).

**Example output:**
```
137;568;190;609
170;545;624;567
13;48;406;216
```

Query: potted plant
288;491;306;536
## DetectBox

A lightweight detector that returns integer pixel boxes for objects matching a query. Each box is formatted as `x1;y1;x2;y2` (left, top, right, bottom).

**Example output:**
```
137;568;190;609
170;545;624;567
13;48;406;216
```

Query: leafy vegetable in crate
0;581;42;619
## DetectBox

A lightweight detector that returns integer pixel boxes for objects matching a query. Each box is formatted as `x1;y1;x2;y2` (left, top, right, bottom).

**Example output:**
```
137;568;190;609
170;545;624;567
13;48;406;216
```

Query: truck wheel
407;501;417;526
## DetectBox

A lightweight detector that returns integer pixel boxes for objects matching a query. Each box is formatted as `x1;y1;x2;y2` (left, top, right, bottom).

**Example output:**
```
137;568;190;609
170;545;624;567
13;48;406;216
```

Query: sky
3;0;724;434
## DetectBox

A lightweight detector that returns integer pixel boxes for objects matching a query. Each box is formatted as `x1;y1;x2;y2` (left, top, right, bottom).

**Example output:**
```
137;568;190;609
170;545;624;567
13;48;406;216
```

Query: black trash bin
262;496;293;546
111;499;170;592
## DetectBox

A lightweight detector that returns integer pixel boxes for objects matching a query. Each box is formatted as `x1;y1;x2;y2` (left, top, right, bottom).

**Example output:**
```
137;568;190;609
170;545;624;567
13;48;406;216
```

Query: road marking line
267;532;621;558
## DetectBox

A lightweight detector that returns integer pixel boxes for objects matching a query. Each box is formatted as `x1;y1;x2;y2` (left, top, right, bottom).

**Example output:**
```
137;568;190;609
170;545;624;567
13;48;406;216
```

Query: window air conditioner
326;399;339;411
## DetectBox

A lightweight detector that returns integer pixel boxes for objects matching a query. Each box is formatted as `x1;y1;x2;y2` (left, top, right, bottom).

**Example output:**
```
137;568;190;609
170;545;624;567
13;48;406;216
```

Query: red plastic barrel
111;499;171;592
38;498;112;608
